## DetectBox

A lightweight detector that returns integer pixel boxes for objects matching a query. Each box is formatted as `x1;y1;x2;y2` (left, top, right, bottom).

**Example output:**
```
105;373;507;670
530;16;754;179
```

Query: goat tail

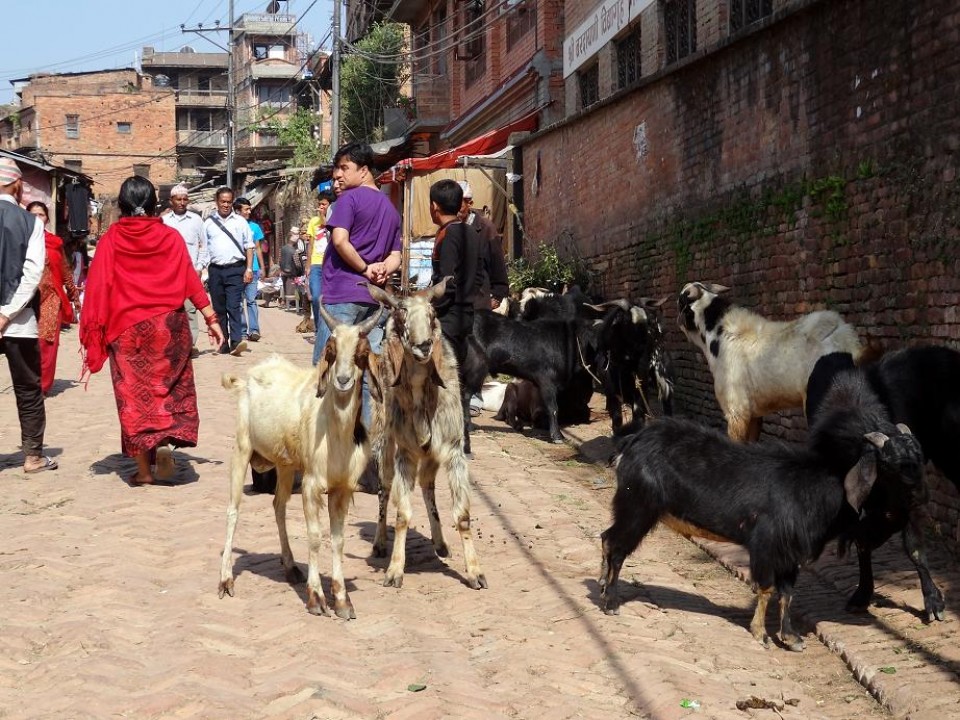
221;373;245;392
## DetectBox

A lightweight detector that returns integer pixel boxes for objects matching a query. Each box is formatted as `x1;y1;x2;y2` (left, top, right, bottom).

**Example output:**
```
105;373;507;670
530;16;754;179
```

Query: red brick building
1;69;177;201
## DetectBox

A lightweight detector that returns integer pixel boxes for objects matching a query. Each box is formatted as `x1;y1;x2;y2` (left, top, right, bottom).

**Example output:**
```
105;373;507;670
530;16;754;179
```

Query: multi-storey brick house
140;46;229;182
0;69;177;200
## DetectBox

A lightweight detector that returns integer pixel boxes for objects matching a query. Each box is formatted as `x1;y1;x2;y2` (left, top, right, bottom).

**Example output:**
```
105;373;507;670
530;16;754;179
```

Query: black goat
518;285;592;322
600;376;925;651
806;351;947;621
590;299;674;431
464;311;597;443
866;345;960;490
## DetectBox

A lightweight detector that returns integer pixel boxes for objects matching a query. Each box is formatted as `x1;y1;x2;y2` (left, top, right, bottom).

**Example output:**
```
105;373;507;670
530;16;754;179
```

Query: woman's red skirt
108;309;199;457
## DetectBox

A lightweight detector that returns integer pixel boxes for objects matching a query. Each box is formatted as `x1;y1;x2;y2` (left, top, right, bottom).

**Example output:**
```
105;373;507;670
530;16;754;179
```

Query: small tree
340;22;408;143
262;108;330;167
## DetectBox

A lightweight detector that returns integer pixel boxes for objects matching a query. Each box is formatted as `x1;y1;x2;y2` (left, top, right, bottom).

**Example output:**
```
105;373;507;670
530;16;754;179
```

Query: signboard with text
562;0;653;78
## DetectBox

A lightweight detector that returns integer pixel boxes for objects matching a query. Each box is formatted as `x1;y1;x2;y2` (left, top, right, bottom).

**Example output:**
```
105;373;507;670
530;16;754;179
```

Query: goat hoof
468;573;488;590
371;544;388;559
285;566;306;584
383;572;404;589
334;603;356;620
602;605;620;616
435;543;450;558
550;436;565;445
781;635;805;652
218;579;234;598
306;589;330;616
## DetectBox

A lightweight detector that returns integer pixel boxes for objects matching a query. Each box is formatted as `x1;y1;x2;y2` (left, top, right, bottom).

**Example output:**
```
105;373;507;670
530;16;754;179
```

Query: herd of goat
217;277;959;651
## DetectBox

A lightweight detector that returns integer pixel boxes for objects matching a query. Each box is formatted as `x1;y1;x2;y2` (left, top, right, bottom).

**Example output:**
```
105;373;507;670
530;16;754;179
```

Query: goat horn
864;431;889;448
363;282;398;308
639;296;669;308
585;299;631;312
318;300;340;331
896;423;913;436
358;306;384;336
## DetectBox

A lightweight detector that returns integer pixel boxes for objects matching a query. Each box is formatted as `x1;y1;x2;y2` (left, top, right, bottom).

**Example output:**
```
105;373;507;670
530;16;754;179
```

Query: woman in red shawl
25;201;81;396
80;176;225;485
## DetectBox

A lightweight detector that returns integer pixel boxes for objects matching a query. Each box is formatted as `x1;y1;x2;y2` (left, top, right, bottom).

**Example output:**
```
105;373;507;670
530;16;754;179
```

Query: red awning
393;111;538;174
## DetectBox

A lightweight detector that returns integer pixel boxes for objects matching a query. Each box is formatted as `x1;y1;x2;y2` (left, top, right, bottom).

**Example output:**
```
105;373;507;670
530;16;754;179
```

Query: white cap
169;183;190;197
457;180;473;199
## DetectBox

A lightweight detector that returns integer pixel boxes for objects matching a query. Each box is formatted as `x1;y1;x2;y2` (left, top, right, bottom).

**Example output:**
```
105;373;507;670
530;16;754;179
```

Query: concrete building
140;46;229;182
0;69;177;200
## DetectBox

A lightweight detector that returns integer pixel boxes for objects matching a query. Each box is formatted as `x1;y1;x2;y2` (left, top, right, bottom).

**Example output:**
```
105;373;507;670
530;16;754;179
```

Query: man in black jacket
457;181;509;312
429;180;485;358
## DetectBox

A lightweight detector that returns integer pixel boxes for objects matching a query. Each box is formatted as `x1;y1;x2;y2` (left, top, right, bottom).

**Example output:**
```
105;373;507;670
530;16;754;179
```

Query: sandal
24;456;59;474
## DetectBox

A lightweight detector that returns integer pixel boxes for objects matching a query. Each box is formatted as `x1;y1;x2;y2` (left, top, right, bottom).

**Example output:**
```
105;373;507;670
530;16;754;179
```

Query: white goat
218;307;383;618
678;281;863;441
366;279;487;591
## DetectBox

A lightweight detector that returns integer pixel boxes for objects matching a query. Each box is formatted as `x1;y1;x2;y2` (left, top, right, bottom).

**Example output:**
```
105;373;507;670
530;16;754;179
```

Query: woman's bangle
204;313;219;327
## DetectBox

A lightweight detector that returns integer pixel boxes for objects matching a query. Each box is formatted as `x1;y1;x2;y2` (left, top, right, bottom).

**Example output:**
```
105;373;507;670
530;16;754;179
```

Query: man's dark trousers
207;262;245;351
0;337;45;454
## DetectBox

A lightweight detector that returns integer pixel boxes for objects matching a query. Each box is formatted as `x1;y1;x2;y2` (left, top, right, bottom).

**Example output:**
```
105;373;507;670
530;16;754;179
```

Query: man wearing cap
162;184;208;356
0;157;56;473
458;180;509;312
203;186;253;356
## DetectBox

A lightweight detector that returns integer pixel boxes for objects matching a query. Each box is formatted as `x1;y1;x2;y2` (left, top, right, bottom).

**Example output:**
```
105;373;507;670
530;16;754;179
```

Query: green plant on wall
508;242;595;293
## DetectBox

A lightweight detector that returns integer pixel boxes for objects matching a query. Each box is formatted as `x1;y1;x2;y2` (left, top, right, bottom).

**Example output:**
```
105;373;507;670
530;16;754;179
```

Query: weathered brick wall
520;0;960;540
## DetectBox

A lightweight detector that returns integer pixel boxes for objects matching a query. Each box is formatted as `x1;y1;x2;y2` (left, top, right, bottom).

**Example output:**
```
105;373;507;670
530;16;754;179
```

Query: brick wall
26;72;177;201
520;0;960;538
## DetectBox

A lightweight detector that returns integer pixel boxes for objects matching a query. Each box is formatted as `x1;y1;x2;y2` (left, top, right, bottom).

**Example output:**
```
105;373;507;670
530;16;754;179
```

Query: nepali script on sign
563;0;653;78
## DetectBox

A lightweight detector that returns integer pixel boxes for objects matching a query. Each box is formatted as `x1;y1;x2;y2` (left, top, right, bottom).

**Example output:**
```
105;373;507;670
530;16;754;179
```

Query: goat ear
844;451;878;511
366;351;384;404
699;282;730;295
428;337;447;388
384;336;405;387
316;342;335;398
896;423;913;436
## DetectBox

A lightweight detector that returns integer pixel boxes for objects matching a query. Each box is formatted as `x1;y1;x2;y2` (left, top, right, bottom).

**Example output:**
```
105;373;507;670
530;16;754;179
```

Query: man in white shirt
202;186;254;356
162;184;208;356
0;158;55;473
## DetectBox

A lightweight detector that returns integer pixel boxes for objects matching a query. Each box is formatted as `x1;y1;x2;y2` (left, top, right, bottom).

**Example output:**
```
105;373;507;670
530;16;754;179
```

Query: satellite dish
180;45;196;53
154;74;171;87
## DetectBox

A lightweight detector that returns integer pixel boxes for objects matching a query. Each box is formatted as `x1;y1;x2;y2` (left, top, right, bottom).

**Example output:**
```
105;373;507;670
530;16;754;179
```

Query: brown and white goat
366;279;487;591
218;306;382;618
678;281;863;441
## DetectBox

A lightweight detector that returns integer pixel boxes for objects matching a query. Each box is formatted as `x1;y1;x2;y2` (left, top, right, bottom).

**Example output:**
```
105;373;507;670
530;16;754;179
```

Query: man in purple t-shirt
315;143;402;421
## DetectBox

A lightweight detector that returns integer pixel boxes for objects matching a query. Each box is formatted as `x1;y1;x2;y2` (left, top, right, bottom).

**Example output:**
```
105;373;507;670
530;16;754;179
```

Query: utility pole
182;0;236;188
331;0;341;153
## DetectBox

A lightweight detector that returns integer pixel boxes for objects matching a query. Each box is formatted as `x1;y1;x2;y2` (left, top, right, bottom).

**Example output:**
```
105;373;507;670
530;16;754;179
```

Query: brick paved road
0;305;956;719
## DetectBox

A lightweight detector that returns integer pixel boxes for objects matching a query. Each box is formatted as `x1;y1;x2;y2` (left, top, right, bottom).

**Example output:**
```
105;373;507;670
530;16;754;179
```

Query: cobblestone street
1;306;958;719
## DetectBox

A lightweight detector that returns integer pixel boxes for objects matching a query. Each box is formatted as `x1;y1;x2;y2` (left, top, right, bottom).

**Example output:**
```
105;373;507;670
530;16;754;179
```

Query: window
133;164;150;178
117;121;132;134
462;0;486;87
578;64;600;109
63;159;82;172
257;84;291;106
664;0;697;65
616;25;642;89
414;23;430;75
65;114;79;139
432;5;448;76
506;1;536;51
730;0;773;32
198;76;211;92
253;43;286;60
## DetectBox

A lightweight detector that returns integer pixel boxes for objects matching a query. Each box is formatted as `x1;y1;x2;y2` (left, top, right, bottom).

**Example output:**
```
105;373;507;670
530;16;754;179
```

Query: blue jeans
309;265;323;364
241;270;260;337
313;301;386;426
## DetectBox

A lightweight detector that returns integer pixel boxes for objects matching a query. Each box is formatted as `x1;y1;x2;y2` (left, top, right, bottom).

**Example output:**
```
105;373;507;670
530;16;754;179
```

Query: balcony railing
177;129;227;148
174;89;228;107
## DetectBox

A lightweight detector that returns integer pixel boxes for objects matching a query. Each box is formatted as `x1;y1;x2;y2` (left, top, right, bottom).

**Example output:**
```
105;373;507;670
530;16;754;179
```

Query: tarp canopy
393;111;537;174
